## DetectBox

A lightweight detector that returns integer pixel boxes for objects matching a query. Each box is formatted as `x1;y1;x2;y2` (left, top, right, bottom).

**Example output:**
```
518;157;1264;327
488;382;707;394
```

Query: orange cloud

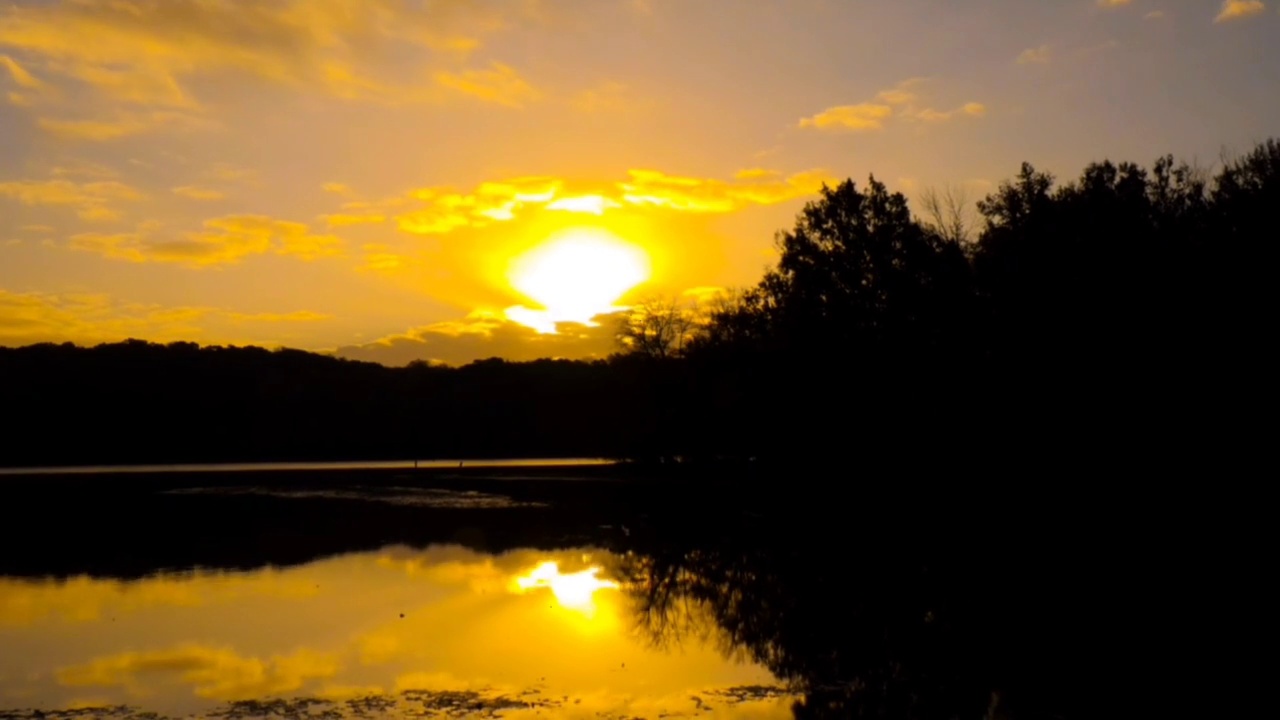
0;289;208;345
70;215;342;267
51;161;118;179
619;168;834;212
395;177;561;235
0;0;539;140
1;52;45;105
38;111;213;140
227;311;330;323
0;0;496;98
60;62;194;107
322;213;387;228
337;166;832;241
57;644;340;701
0;288;332;346
798;103;893;131
0;53;41;87
1017;45;1051;64
801;78;985;132
571;81;648;113
914;103;987;122
335;312;624;366
0;178;142;221
1215;0;1265;22
172;186;225;201
434;62;540;107
358;243;411;273
207;163;257;184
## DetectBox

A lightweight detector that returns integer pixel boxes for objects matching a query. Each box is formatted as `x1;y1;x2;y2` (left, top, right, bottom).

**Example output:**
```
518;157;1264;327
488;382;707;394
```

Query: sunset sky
2;0;1277;365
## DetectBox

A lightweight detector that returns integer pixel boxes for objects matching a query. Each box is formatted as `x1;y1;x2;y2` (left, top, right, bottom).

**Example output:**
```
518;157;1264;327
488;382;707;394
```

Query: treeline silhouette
2;139;1275;467
0;343;646;465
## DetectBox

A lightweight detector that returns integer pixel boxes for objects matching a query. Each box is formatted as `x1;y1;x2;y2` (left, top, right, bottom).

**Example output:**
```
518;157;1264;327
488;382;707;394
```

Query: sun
505;228;650;332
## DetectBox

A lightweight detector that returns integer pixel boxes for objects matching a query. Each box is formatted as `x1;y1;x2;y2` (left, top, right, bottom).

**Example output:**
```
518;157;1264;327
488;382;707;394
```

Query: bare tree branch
920;184;976;244
617;295;699;359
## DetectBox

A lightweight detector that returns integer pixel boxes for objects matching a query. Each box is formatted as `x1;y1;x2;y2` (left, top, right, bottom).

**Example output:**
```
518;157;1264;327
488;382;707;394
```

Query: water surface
0;545;788;719
0;458;612;477
2;468;1201;720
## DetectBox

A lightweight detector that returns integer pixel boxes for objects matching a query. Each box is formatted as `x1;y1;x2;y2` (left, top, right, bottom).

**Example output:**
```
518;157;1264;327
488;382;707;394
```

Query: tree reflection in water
612;506;1141;720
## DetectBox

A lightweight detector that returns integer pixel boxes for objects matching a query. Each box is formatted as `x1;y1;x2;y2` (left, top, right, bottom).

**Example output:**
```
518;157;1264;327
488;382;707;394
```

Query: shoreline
0;457;616;476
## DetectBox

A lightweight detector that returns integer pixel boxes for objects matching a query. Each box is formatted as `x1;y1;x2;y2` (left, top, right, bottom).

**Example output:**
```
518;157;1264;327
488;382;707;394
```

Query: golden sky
0;546;788;718
2;0;1278;364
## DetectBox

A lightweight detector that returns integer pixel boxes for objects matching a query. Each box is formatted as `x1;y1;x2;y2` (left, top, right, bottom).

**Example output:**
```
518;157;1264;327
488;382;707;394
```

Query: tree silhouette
919;184;976;245
617;295;699;359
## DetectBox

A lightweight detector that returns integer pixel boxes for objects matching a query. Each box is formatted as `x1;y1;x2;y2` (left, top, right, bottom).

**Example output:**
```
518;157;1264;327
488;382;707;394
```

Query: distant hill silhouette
3;140;1275;469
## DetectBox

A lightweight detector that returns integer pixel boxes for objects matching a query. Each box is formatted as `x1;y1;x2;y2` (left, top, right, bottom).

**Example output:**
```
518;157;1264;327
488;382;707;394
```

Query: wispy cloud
58;644;339;701
800;78;986;132
396;177;560;234
206;164;257;185
172;186;225;201
798;103;894;131
0;0;539;139
0;53;41;88
1215;0;1266;22
38;111;213;141
0;289;331;346
0;178;142;221
70;215;343;267
322;213;388;228
619;168;834;212
0;0;503;104
434;62;539;108
571;81;649;113
914;103;987;122
1017;45;1052;64
227;311;330;323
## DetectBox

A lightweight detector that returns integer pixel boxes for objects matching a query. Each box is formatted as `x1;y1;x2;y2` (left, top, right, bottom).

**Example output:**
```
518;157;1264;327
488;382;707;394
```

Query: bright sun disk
506;228;650;333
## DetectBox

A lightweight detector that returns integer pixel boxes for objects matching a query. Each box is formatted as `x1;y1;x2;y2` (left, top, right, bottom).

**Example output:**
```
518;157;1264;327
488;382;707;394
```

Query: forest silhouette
2;139;1275;468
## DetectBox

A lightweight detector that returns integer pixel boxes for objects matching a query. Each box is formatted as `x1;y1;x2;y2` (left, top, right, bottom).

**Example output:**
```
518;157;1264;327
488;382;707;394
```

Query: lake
0;458;613;477
0;467;1252;720
0;545;787;719
1;470;794;719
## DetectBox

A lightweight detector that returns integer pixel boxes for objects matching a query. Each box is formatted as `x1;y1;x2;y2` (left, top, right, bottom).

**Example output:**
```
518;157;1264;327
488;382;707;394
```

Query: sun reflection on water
0;547;788;719
511;561;619;616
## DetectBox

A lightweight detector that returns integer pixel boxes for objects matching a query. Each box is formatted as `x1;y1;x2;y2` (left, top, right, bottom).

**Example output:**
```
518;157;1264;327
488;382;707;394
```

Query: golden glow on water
0;547;787;719
511;560;619;616
505;228;651;333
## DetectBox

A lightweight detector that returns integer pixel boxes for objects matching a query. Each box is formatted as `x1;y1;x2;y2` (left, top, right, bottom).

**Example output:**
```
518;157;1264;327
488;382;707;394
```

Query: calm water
0;545;787;719
1;472;1235;720
0;458;612;476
